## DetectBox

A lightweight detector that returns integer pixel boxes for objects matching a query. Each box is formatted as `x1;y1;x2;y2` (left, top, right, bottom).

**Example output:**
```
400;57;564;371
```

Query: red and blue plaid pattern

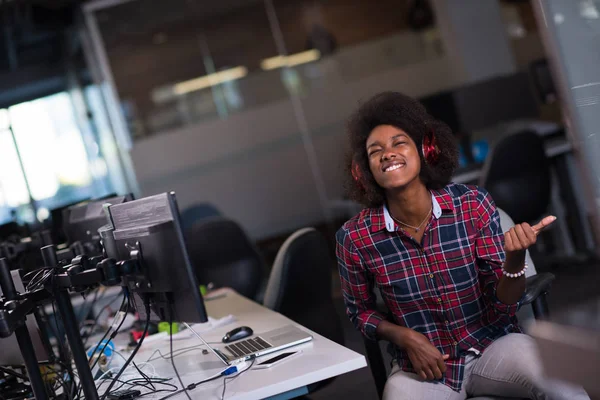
336;183;521;391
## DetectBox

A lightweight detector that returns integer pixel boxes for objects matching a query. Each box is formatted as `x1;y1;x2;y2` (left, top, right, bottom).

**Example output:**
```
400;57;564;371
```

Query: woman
336;92;589;400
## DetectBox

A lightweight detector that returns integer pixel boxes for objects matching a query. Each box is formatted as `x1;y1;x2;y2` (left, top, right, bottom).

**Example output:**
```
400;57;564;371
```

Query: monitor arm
0;245;144;400
0;258;51;400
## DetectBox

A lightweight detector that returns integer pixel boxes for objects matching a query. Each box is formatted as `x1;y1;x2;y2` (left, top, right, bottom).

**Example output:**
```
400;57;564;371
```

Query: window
0;92;112;224
0;130;30;206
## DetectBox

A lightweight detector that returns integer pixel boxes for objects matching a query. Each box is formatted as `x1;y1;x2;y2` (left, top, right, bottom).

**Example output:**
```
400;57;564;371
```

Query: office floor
305;258;600;400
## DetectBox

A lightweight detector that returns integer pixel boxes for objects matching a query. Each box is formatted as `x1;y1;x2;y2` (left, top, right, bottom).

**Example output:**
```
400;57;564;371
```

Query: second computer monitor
453;71;539;133
64;194;133;252
419;90;461;134
107;192;208;324
48;198;90;246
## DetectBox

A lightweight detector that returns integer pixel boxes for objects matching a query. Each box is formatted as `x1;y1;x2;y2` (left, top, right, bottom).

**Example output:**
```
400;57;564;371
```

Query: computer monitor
48;199;90;246
419;90;461;134
64;194;134;253
106;192;208;324
453;71;539;133
419;90;475;164
0;270;49;365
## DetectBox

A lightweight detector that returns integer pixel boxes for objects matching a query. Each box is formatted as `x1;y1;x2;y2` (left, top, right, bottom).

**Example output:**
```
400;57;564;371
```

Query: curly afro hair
345;91;459;208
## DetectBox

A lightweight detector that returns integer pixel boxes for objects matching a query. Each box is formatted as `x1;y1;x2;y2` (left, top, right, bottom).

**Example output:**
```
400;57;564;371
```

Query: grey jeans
383;333;590;400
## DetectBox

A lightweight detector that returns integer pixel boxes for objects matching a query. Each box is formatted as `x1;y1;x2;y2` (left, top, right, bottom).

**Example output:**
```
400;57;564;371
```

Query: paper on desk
166;314;236;341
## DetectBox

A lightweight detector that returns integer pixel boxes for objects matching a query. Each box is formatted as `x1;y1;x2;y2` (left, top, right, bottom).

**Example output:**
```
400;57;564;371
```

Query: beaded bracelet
502;263;528;278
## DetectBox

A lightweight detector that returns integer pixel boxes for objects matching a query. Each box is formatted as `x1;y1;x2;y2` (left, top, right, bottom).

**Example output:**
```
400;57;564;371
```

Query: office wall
431;0;516;83
130;56;461;239
97;0;417;137
144;31;441;133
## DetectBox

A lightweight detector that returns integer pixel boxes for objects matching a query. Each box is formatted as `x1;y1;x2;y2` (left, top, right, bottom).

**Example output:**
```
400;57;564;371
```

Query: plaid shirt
336;183;521;391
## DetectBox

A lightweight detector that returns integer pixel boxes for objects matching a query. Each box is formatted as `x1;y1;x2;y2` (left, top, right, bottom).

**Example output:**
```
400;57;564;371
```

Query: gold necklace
392;207;432;232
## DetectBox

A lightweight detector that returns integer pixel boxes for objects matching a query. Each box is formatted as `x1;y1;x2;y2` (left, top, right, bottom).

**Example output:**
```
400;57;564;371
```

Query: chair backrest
264;227;344;346
180;203;222;232
186;217;264;300
479;130;551;224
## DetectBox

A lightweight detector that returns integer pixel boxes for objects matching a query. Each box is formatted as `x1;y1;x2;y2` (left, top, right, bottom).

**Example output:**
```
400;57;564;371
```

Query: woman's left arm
474;188;556;310
496;215;556;304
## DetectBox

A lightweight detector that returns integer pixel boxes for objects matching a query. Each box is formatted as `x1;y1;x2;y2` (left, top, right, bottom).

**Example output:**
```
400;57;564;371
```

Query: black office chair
180;203;222;232
263;227;345;393
479;130;551;225
362;208;556;400
185;217;264;300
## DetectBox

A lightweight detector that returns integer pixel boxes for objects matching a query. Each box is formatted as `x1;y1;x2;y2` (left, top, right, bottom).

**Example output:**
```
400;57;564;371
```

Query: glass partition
0;91;117;224
532;0;600;242
89;0;444;138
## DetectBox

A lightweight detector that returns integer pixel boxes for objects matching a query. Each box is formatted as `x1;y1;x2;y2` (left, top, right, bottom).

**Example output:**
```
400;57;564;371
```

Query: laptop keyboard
225;336;272;359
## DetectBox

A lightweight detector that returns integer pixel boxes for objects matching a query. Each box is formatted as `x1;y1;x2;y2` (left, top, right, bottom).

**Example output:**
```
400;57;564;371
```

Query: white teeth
384;164;404;172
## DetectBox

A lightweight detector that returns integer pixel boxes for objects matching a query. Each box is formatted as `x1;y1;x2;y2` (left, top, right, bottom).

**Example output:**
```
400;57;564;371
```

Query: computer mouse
222;326;253;343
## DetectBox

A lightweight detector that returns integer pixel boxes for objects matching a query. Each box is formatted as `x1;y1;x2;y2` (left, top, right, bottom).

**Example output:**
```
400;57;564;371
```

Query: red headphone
351;157;365;191
422;128;440;165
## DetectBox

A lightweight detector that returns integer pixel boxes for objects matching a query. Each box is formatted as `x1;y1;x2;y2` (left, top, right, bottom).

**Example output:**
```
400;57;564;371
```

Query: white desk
106;289;366;400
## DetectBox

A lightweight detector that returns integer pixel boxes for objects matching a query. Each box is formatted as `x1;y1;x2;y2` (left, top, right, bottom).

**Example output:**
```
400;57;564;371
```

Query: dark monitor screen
49;199;90;245
453;71;539;132
419;90;461;134
64;194;133;246
107;192;207;323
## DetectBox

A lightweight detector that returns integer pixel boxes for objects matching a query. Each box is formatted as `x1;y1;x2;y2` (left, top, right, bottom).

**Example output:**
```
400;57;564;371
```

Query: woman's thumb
442;354;450;360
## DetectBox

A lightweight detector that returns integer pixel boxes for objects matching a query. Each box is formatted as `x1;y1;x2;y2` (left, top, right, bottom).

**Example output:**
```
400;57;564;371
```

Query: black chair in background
186;217;264;300
180;203;222;232
479;130;551;225
263;227;344;394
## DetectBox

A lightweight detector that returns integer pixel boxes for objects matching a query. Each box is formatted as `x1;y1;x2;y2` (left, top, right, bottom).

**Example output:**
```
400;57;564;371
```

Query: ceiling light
260;49;321;71
174;66;248;95
152;66;248;103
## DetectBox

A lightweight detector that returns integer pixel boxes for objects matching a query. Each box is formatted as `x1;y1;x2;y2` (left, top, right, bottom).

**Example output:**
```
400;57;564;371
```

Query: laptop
186;323;313;366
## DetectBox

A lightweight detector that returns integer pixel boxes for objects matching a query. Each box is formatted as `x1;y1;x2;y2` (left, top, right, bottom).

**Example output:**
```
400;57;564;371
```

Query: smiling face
366;124;422;192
